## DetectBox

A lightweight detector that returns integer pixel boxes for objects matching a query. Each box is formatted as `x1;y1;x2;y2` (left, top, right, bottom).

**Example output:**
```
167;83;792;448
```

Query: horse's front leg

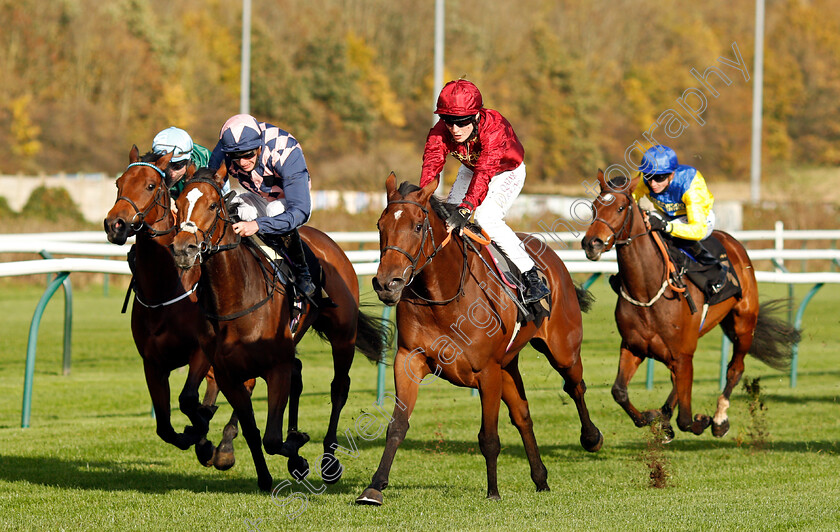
477;366;504;500
178;350;214;441
356;347;427;506
671;356;711;435
611;344;650;428
215;369;273;492
143;360;193;450
212;377;257;471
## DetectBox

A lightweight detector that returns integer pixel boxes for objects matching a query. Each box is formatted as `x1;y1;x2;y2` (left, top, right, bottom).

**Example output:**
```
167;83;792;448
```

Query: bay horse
356;174;603;505
104;147;254;470
171;168;389;491
581;169;799;440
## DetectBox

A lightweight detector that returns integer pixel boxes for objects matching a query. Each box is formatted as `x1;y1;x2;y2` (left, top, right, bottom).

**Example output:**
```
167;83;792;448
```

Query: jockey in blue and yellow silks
633;145;728;294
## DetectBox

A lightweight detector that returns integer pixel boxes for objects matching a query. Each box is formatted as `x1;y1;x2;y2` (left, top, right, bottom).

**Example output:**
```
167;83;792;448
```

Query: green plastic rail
22;270;73;428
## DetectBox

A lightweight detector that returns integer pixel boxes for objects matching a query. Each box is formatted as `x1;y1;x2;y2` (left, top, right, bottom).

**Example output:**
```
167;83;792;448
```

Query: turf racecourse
0;279;838;531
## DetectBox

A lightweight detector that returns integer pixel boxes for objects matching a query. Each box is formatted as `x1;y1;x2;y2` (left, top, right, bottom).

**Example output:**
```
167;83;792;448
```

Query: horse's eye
414;222;423;233
146;183;155;191
617;205;625;212
209;203;218;211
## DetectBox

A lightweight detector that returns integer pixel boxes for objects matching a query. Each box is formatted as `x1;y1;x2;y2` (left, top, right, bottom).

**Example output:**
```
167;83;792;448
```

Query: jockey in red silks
419;79;550;304
208;114;315;298
634;145;728;294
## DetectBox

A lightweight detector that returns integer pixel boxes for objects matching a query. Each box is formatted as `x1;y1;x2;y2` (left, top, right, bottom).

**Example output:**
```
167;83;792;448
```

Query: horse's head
372;173;440;305
581;169;643;260
171;165;231;270
104;145;192;245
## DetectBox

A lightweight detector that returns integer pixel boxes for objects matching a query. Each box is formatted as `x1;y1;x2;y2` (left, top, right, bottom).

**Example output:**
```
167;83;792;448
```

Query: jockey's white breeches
446;162;535;273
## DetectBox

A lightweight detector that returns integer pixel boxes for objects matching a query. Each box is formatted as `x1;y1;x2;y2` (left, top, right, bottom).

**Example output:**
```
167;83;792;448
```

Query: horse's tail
354;307;395;364
575;284;595;313
745;299;801;371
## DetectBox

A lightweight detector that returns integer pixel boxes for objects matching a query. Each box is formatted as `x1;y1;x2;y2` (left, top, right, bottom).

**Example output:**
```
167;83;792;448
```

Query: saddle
664;234;741;306
464;222;551;327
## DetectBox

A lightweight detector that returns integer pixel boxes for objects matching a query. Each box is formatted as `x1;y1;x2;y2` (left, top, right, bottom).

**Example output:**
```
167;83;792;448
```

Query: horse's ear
213;163;227;188
129;145;140;163
419;176;438;203
155;152;173;170
385;172;397;198
628;173;642;193
596;168;607;191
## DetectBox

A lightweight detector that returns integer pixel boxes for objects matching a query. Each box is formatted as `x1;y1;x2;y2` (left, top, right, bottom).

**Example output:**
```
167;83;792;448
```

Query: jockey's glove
647;211;672;233
446;206;472;232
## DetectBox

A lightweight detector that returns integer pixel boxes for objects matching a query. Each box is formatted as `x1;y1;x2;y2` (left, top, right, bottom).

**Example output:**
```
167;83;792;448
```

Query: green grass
1;279;839;531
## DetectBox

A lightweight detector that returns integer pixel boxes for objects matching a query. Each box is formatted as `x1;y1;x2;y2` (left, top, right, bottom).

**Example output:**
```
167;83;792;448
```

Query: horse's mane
607;175;630;190
140;150;164;164
394;180;453;222
191;167;216;180
138;150;175;181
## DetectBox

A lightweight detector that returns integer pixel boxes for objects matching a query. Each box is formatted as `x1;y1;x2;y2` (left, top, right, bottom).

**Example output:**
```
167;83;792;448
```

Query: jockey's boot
684;240;728;294
280;228;316;298
521;266;551;304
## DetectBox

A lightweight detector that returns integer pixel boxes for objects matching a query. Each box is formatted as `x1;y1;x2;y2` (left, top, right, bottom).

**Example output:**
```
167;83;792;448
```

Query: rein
382;199;468;305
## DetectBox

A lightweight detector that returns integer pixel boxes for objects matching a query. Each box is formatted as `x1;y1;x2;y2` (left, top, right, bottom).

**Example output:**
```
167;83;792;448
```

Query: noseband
115;162;174;237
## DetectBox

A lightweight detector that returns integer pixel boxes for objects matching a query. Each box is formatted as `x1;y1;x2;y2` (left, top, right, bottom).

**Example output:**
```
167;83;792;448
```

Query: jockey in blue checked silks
208;113;316;298
633;145;728;294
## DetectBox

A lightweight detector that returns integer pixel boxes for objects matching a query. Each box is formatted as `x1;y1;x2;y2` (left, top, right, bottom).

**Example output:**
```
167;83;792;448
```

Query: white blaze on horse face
180;188;204;233
393;211;403;221
601;193;614;203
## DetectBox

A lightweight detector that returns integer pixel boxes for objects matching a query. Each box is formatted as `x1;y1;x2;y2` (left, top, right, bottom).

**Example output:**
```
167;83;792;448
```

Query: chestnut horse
104;147;253;469
581;170;798;440
356;175;603;505
171;168;389;491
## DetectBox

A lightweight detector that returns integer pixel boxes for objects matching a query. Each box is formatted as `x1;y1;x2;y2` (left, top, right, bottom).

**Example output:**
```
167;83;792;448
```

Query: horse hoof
662;424;675;444
356;488;383;506
712;419;730;438
581;429;604;453
320;455;343;485
486;492;501;501
536;483;550;492
287;455;310;479
195;439;215;467
213;451;236;471
279;431;311;457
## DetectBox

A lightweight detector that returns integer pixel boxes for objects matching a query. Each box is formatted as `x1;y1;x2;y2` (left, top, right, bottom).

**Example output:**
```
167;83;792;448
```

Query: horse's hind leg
320;340;355;484
500;359;549;492
356;347;426;506
713;312;754;437
533;338;603;451
212;378;256;471
282;358;311;458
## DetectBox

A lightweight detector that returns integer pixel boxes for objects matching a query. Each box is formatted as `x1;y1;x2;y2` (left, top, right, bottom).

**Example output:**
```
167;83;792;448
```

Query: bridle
115;162;175;237
592;187;686;306
591;189;649;250
177;177;241;260
381;198;467;305
177;177;286;321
